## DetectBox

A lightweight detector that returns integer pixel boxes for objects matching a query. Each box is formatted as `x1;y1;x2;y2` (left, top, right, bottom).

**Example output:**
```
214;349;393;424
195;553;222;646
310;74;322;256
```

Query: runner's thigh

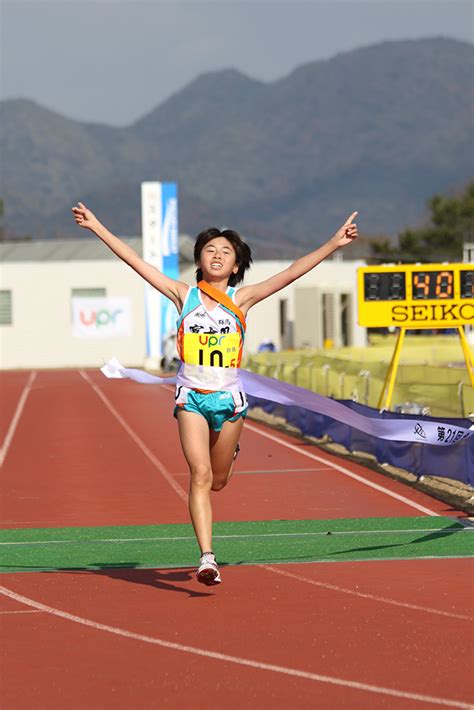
176;410;211;470
210;417;244;477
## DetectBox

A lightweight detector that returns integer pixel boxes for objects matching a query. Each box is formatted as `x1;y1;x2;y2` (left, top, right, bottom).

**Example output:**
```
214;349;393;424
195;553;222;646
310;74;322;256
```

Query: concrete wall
293;285;362;349
0;260;146;369
0;257;366;369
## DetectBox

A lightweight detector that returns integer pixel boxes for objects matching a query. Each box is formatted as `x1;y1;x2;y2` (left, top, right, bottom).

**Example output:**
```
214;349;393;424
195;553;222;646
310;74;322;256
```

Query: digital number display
363;272;406;301
460;270;474;299
412;270;454;300
357;263;474;328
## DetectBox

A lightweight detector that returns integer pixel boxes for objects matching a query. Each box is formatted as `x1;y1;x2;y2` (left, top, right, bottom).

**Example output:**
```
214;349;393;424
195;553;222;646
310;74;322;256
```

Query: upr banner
72;298;132;338
141;181;179;362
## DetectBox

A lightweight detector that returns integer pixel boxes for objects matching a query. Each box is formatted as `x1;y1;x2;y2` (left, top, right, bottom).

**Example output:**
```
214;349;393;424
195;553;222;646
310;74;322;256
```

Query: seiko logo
391;303;474;323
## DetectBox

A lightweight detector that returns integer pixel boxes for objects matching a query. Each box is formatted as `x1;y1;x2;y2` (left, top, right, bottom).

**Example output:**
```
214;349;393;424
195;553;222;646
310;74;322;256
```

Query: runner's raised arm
236;212;358;311
71;201;188;310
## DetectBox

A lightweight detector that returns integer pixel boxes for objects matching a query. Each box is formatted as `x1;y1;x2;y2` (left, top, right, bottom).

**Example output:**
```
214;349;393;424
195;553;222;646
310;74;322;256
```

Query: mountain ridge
1;37;472;257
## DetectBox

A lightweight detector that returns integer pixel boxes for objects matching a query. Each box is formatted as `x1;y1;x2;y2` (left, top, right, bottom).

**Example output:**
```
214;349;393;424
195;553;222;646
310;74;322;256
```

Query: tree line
369;181;473;263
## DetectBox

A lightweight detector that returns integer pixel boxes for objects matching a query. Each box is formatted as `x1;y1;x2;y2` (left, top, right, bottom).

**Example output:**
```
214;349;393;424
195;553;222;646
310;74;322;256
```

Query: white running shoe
196;552;221;585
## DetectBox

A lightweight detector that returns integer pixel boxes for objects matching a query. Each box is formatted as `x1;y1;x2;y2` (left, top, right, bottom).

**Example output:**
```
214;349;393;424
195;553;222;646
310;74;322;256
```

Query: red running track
0;369;473;709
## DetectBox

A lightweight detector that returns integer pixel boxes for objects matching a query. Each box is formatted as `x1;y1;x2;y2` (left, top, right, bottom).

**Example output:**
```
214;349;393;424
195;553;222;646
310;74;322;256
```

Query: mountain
1;38;472;257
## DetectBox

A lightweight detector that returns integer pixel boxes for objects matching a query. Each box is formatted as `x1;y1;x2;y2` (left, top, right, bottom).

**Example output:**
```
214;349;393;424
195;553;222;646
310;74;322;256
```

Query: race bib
182;332;241;367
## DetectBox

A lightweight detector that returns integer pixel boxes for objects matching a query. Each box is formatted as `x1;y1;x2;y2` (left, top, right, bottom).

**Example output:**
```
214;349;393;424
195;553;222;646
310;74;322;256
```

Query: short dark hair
194;227;253;286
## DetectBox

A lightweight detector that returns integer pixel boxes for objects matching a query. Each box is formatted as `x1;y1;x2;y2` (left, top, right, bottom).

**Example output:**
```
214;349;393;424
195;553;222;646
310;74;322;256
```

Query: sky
1;0;473;126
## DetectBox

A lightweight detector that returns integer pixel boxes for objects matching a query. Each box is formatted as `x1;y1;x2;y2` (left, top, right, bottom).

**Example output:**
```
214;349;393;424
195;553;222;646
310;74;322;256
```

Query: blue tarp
247;396;473;485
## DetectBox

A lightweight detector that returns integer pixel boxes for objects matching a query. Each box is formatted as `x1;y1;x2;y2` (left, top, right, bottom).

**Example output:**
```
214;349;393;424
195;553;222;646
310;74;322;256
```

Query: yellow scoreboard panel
357;263;474;328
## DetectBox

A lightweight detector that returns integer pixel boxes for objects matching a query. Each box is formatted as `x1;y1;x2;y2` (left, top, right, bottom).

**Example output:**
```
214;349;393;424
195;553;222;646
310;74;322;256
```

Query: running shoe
196;552;221;585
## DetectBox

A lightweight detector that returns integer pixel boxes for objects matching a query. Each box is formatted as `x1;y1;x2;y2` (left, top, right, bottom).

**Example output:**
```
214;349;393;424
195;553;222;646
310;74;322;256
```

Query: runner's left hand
331;212;358;248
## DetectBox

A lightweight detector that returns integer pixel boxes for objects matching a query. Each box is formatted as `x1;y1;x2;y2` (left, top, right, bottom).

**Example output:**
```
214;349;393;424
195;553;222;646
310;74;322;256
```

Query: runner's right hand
71;202;99;231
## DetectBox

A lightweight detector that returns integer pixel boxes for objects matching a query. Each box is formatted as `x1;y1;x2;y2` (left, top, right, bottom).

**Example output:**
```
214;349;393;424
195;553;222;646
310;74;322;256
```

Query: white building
0;237;366;369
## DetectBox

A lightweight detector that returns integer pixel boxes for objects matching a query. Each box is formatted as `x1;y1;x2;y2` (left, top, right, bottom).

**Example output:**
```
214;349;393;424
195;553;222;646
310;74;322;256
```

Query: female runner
72;202;358;585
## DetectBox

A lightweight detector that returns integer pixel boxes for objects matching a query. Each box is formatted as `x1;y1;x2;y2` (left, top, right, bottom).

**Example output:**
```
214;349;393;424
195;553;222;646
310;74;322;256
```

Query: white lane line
77;378;473;635
174;467;329;476
244;421;439;517
79;371;187;503
0;585;471;709
457;519;474;528
238;467;329;473
4;554;472;575
1;527;469;547
0;371;37;468
261;565;473;621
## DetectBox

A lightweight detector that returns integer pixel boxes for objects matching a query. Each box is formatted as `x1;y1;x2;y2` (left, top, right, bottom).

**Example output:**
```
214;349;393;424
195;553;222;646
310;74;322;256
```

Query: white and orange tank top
176;285;245;370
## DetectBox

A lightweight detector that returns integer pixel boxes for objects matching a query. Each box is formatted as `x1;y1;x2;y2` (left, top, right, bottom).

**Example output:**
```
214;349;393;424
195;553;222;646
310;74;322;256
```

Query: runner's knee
211;467;232;492
190;464;213;489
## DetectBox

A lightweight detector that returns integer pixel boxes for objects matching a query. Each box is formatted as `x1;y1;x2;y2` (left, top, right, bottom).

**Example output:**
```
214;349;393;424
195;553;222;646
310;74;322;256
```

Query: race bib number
183;332;241;367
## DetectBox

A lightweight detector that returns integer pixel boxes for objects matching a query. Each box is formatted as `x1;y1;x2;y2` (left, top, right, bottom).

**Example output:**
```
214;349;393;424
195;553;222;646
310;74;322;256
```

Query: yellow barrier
245;335;473;418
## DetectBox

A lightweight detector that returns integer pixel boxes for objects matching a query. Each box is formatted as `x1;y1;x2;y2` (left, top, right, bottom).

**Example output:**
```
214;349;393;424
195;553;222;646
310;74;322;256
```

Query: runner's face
199;238;238;280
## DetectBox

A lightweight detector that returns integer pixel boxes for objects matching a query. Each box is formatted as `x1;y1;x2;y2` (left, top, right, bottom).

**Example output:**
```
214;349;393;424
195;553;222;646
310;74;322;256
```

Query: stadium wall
1;255;366;368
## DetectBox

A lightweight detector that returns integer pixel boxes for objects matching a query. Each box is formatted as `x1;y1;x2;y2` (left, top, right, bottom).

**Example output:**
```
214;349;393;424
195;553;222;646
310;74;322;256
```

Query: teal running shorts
174;388;248;431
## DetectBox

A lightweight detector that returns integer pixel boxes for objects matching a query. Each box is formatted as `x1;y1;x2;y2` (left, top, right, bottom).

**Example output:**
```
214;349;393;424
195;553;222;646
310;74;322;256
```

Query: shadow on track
0;563;213;598
71;563;214;598
328;523;468;556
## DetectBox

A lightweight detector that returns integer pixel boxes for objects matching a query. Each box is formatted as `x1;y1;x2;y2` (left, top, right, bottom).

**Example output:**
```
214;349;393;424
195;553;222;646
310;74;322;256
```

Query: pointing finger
344;211;358;226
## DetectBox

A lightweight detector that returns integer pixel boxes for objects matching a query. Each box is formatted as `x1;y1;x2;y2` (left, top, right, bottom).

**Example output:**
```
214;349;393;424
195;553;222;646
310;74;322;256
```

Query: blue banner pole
141;181;179;368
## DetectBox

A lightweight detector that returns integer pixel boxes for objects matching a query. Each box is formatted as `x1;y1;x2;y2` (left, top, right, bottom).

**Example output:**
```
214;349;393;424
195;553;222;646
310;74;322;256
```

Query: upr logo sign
198;334;226;348
79;308;124;328
72;297;132;339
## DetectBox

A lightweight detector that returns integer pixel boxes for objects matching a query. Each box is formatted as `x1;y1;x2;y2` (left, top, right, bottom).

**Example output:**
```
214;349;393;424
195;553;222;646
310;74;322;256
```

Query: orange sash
197;280;247;332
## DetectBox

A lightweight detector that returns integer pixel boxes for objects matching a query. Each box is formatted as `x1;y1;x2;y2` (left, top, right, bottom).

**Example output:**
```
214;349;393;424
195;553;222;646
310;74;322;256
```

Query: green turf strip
0;517;472;573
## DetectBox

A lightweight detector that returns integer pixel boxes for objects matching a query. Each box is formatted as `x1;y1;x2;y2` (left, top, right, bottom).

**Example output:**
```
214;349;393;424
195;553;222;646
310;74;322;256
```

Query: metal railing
245;355;471;418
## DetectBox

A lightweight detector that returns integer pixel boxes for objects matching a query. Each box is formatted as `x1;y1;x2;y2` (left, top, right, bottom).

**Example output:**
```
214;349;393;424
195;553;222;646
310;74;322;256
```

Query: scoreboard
357;263;474;328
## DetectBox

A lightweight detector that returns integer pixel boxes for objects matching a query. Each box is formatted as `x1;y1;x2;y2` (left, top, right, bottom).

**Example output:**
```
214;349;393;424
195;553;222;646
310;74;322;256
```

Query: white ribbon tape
100;358;474;447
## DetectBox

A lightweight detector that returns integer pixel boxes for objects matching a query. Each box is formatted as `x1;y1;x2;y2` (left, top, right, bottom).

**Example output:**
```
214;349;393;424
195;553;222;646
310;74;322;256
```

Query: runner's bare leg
210;417;244;491
176;410;214;553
